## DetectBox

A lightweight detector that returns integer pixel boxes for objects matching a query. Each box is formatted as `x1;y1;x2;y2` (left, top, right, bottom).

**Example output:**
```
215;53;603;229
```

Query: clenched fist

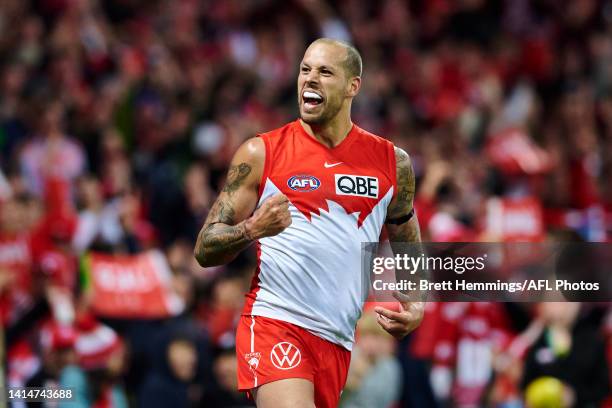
244;194;292;240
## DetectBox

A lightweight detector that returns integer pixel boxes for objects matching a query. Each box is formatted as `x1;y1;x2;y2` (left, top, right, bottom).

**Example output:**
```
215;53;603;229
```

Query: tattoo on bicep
216;200;236;224
389;148;415;217
207;161;252;226
395;149;415;202
395;148;409;164
222;163;252;194
397;166;415;202
203;160;246;225
205;197;236;225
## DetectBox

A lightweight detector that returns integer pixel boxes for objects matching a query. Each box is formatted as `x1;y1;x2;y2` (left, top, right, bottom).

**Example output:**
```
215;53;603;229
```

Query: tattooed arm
386;146;421;243
194;138;291;267
375;146;424;339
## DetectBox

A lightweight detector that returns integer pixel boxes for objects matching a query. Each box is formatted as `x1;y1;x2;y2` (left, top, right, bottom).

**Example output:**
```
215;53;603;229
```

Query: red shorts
236;315;351;408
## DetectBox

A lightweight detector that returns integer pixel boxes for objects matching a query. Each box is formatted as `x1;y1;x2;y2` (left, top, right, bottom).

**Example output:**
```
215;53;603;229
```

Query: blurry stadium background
1;0;611;407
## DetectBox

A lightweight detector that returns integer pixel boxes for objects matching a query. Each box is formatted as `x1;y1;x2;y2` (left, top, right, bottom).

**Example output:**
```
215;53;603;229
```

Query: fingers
376;312;393;331
374;306;410;324
374;298;425;339
267;193;289;206
250;193;292;238
392;290;425;307
376;312;406;334
270;195;291;218
278;208;292;228
392;290;411;305
391;292;424;315
278;201;290;213
262;194;290;215
404;301;425;319
375;310;419;339
267;198;290;217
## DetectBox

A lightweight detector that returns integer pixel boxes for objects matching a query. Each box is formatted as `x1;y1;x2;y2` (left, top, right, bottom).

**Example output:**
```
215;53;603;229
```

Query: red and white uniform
237;120;397;402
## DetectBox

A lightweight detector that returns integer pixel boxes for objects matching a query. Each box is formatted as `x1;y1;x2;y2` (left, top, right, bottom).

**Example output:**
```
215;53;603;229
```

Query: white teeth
303;91;323;100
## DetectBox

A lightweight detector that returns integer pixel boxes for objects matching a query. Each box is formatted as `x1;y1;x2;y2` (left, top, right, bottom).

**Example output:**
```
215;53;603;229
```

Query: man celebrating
194;38;423;408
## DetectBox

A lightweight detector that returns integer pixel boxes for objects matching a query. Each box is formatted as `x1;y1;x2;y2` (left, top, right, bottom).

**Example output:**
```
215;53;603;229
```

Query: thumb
392;290;411;309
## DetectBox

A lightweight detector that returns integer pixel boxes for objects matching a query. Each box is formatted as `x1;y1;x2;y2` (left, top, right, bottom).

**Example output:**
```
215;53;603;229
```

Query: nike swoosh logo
324;162;343;168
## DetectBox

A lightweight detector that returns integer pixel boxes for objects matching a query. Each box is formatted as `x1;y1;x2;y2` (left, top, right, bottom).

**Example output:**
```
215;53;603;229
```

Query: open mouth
302;90;324;109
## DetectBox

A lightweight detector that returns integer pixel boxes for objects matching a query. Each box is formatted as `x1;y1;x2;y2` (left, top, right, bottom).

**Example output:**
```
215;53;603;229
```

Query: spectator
27;320;78;390
203;346;253;408
138;332;203;408
340;310;402;408
521;302;610;407
18;101;86;198
59;316;128;408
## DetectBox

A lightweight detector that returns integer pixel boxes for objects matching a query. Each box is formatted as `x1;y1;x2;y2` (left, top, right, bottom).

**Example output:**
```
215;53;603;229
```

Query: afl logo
287;175;321;192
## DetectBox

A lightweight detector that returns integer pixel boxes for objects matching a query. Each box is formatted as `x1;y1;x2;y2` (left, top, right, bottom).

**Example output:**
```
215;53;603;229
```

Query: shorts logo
287;175;321;192
270;342;301;370
335;174;378;198
244;352;261;370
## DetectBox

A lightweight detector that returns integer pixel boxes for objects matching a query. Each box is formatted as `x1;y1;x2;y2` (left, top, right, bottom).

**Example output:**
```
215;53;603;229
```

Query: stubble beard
300;97;343;126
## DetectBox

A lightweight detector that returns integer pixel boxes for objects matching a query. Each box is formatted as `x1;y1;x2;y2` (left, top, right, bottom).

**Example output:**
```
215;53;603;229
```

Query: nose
304;70;319;86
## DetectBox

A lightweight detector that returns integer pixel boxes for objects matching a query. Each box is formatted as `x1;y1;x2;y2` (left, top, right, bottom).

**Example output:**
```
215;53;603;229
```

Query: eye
321;69;332;76
300;66;310;73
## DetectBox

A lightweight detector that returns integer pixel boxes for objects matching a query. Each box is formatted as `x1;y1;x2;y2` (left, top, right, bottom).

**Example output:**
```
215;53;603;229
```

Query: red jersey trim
293;119;357;153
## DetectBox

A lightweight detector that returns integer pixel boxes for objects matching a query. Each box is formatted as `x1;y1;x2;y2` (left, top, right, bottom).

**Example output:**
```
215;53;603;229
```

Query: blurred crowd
1;0;612;407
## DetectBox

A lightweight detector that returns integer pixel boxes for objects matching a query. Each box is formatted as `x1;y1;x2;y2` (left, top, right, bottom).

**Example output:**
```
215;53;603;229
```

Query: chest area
266;142;393;224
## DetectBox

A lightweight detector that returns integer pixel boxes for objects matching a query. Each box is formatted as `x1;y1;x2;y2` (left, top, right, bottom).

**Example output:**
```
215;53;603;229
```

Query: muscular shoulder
226;137;265;192
394;146;412;171
234;137;265;165
393;146;415;193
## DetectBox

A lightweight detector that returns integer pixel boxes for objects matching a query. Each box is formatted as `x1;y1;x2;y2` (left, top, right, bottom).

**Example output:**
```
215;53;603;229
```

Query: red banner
83;250;184;319
486;128;551;176
486;197;544;242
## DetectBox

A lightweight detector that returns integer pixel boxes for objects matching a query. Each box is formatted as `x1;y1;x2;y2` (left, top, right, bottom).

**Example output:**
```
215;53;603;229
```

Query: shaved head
308;38;362;78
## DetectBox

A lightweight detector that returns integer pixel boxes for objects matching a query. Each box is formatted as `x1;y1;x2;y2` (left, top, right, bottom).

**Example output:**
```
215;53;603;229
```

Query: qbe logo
287;175;321;192
335;174;378;198
270;342;301;370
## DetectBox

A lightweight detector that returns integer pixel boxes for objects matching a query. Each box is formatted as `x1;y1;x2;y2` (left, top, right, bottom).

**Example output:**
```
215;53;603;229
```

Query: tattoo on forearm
387;215;421;243
194;162;254;266
197;221;250;263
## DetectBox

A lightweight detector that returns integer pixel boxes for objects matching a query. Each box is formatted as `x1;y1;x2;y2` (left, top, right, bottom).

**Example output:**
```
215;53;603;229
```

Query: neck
299;105;353;148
